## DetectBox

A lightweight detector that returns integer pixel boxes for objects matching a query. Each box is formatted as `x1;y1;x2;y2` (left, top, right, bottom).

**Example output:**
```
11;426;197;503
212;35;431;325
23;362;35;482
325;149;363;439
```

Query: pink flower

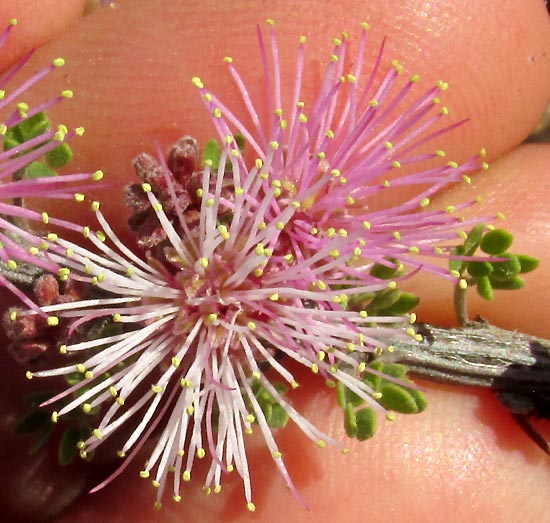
27;140;415;509
22;22;491;510
193;20;490;282
0;19;103;309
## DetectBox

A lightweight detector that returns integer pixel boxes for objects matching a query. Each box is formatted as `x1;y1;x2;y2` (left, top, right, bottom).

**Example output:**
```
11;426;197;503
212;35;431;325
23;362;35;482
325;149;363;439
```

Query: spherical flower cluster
193;20;490;282
19;22;491;510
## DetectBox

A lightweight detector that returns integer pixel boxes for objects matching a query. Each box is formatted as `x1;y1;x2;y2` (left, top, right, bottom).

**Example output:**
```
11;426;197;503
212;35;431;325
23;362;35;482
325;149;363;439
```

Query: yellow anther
92;170;104;182
391;59;404;74
47;316;59;327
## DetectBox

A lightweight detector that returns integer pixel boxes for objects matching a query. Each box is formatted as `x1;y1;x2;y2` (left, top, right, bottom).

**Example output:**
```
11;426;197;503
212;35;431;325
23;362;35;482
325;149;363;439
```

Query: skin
0;1;549;522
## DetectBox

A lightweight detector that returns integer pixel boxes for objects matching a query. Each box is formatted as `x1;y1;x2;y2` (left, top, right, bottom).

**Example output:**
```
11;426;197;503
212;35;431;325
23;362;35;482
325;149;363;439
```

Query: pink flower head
0;19;104;308
23;22;491;510
193;20;490;281
28;139;417;509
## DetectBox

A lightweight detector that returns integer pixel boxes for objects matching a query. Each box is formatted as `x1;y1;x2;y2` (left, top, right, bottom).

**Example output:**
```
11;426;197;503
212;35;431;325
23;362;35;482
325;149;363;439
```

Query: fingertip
0;1;86;69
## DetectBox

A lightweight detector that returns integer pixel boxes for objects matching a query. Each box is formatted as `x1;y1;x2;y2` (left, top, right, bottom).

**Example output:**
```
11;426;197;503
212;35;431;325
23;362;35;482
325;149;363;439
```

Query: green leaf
366;289;401;314
378;292;420;315
267;404;289;429
466;260;493;278
480;229;513;255
23;161;57;179
202;139;221;169
380;363;408;380
378;383;419;414
476;275;494;300
364;360;384;391
58;426;81;466
463;224;485;255
370;260;401;280
491;253;521;280
66;372;85;386
336;382;347;408
343;386;364;407
407;388;428;413
14;409;50;435
449;245;465;273
3;112;50;150
336;381;364;408
489;276;525;290
355;407;377;441
344;403;357;438
46;143;73;167
517;254;539;274
234;133;246;151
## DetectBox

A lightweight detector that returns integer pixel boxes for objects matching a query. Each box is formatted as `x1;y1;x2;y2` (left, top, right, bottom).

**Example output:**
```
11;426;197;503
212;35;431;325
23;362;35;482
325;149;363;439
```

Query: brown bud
33;274;60;306
7;340;49;366
3;309;41;340
167;136;198;183
132;152;166;188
